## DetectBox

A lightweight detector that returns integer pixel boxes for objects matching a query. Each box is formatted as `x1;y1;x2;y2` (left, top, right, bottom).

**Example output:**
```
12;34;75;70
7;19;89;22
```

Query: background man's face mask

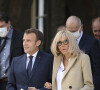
72;26;81;39
0;27;8;37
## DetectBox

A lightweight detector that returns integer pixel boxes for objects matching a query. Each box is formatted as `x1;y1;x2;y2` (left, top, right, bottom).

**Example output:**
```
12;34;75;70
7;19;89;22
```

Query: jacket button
69;86;72;89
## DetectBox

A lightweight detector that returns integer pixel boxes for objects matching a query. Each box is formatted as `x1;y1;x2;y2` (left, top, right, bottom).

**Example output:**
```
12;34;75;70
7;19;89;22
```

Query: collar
77;30;83;44
27;50;39;58
7;27;13;39
60;60;64;71
60;58;70;71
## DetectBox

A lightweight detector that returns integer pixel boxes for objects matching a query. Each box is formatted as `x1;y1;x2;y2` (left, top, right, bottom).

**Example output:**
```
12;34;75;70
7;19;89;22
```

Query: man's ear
79;24;83;33
36;40;41;46
81;24;83;30
7;21;11;33
8;21;11;26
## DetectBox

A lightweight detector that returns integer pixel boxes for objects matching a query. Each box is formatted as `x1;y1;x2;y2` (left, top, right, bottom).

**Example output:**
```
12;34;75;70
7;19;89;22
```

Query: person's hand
28;87;38;90
44;82;52;89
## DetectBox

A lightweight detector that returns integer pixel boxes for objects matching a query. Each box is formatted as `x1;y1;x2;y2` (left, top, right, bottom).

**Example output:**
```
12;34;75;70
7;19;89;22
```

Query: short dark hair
24;28;44;43
0;12;10;23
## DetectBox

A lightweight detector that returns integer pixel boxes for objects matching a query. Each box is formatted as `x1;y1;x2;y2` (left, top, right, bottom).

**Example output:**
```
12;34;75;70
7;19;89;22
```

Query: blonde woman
45;30;94;90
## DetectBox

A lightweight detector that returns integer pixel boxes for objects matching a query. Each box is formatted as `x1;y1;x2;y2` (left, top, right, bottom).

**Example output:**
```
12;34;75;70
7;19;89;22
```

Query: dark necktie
0;37;8;53
27;56;33;78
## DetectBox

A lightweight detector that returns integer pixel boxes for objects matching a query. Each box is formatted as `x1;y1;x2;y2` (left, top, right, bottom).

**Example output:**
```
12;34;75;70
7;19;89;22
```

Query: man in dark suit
6;28;53;90
0;12;24;90
66;16;100;90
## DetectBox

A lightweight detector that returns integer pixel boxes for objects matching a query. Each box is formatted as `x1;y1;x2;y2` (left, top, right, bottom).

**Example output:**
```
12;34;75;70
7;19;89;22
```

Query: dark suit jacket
6;51;53;90
99;39;100;45
9;29;24;64
79;33;100;90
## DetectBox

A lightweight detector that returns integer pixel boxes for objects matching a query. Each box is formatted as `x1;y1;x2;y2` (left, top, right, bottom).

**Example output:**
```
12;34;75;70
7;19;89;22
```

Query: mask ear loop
78;26;82;35
78;26;81;31
7;24;12;34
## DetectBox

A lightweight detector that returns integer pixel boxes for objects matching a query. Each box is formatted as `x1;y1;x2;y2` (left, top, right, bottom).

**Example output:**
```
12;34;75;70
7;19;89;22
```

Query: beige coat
52;53;94;90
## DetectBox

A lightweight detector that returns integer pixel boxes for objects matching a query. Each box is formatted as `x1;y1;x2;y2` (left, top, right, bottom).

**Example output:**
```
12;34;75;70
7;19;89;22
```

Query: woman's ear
36;40;41;46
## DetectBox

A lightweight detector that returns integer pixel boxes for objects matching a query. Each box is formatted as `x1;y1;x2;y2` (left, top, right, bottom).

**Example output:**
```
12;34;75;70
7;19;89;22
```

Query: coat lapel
52;55;62;87
21;54;29;80
29;52;41;80
9;30;15;64
62;55;78;80
79;33;86;49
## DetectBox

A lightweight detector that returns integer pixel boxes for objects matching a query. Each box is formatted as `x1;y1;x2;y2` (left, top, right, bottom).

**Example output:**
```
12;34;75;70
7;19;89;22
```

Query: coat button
69;86;72;89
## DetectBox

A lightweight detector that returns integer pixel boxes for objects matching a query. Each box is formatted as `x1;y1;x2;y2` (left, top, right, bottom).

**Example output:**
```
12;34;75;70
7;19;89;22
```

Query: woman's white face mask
0;27;8;37
72;26;81;39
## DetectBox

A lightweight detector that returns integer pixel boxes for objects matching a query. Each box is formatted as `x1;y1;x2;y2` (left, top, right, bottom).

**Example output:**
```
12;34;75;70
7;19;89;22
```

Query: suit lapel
29;52;41;80
21;54;29;80
79;33;89;54
9;30;16;64
79;33;86;49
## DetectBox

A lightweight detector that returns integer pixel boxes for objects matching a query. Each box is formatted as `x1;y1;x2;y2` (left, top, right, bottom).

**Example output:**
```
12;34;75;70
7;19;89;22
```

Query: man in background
0;12;24;90
92;17;100;43
66;16;100;90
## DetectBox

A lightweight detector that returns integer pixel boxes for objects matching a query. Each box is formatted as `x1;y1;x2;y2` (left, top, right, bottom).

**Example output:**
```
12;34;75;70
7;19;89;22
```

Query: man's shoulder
12;29;24;38
12;29;24;43
39;51;53;57
13;54;26;62
37;51;53;61
83;33;95;40
81;33;97;44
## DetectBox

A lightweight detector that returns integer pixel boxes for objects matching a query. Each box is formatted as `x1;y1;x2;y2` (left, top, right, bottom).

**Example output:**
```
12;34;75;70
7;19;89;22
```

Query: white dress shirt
26;51;39;70
56;59;70;90
56;60;65;90
77;30;83;44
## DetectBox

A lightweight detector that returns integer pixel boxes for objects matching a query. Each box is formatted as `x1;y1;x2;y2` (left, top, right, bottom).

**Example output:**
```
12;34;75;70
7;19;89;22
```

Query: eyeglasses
57;40;69;46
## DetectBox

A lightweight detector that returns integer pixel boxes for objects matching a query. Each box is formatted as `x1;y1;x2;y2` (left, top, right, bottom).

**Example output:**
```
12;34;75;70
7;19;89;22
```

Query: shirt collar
27;50;39;58
77;30;83;44
7;27;13;39
60;58;70;71
60;60;64;71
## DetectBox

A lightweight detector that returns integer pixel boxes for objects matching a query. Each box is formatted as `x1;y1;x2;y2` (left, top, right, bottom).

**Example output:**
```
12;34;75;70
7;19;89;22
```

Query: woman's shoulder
79;53;90;63
79;53;89;57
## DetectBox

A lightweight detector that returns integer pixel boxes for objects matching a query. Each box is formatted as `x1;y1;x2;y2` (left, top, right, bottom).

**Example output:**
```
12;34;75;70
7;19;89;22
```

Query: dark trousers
0;81;7;90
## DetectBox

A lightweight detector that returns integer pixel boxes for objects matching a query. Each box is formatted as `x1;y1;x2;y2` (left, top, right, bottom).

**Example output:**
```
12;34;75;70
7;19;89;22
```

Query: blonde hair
51;30;82;57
